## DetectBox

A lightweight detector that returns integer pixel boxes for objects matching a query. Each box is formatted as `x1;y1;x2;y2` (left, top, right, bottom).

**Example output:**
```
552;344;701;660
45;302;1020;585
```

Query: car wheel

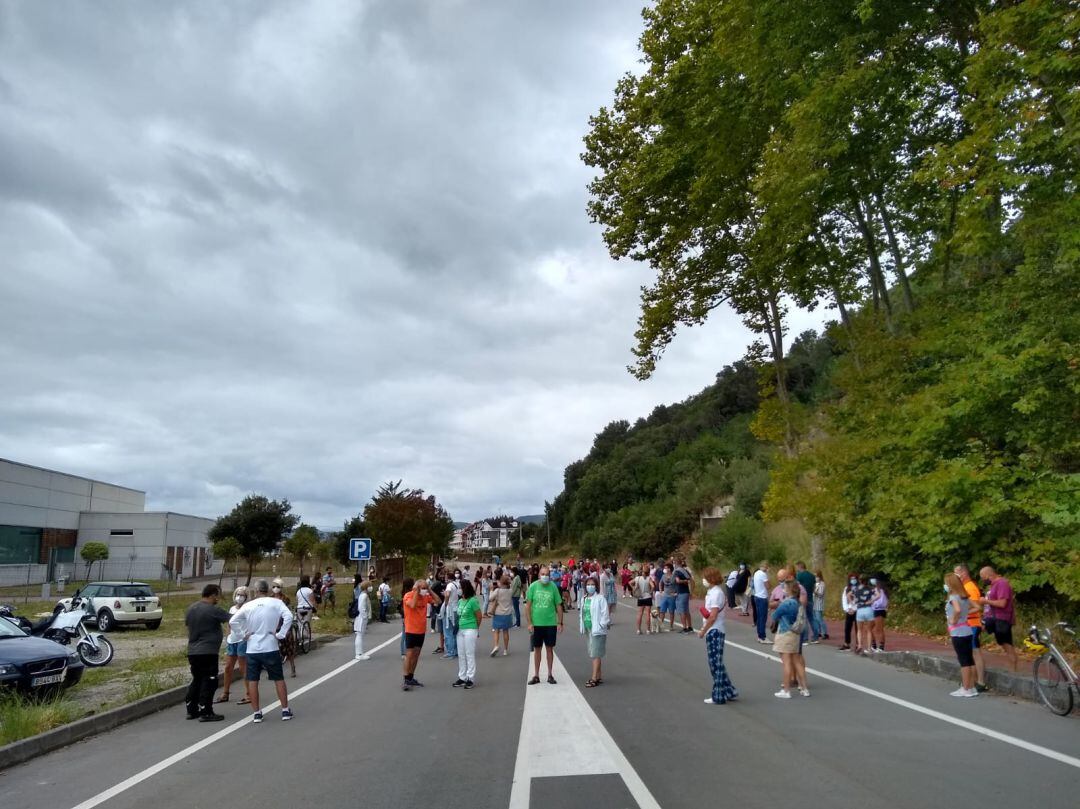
145;619;162;630
97;609;115;632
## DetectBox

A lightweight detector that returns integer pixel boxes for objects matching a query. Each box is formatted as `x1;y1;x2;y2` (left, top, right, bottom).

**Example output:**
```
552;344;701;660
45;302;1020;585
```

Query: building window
109;529;134;536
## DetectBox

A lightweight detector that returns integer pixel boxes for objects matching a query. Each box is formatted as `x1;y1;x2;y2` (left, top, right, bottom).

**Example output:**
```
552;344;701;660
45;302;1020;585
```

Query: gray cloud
0;1;822;527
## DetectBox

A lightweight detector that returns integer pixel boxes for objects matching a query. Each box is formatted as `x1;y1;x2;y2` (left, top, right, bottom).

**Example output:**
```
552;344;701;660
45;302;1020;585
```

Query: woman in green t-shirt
578;575;610;687
453;580;483;689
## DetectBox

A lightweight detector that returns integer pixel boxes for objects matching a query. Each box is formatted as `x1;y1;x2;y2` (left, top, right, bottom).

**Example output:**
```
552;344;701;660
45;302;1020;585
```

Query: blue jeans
511;596;521;627
812;608;827;640
753;596;768;639
443;619;458;657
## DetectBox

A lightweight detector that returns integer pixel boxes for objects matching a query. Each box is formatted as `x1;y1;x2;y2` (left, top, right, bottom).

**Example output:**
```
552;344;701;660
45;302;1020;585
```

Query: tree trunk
853;197;893;326
873;190;915;311
245;557;255;587
761;294;794;455
942;188;958;287
810;534;824;573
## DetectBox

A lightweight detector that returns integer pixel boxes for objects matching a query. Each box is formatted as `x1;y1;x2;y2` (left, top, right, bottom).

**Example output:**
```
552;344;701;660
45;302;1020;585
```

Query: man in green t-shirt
524;565;563;685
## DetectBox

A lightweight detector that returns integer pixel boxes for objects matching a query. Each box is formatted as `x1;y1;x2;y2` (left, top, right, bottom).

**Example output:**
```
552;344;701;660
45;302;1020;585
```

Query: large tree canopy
362;481;454;560
208;494;299;585
581;0;1078;605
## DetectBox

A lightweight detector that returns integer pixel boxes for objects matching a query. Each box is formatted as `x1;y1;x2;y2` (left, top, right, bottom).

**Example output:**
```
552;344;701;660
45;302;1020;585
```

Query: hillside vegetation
551;0;1079;609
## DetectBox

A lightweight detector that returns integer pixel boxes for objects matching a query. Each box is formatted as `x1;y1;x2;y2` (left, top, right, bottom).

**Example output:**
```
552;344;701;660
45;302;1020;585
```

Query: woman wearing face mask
579;576;610;687
486;575;514;657
839;574;858;651
353;574;372;660
601;563;618;620
698;568;738;704
658;564;677;631
216;585;250;705
870;577;889;652
271;578;298;677
771;579;810;698
452;579;482;689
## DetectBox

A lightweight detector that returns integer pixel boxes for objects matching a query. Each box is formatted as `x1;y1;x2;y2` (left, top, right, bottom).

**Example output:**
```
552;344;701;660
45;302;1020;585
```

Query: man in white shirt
752;563;770;643
228;580;294;723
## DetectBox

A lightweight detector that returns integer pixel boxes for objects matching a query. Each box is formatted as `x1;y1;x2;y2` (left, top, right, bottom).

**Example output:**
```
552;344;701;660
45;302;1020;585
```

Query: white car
55;582;163;632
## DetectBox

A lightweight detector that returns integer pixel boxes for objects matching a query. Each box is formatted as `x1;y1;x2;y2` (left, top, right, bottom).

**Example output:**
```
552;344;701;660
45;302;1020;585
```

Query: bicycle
1025;621;1078;715
293;608;313;655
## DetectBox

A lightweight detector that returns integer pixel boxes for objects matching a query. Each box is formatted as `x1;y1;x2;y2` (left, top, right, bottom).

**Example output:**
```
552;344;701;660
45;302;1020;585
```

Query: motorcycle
1;596;115;667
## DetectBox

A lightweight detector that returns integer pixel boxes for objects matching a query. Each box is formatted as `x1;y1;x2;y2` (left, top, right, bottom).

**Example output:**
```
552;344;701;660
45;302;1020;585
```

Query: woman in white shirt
697;568;738;705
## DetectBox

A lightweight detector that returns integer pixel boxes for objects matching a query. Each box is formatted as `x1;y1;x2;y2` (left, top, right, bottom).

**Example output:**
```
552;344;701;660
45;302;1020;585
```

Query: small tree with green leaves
284;524;320;577
80;542;109;581
212;536;244;586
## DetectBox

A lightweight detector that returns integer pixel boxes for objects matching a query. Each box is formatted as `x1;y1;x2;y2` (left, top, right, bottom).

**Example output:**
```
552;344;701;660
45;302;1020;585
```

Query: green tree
362;481;454;560
80;542;109;581
208;495;299;586
211;536;243;586
332;515;367;567
284;524;320;576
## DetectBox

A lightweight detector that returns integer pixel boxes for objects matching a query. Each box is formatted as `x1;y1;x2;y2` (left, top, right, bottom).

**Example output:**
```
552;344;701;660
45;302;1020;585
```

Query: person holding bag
770;580;810;698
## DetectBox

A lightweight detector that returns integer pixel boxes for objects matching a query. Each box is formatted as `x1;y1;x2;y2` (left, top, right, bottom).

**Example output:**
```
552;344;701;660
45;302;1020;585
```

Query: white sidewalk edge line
724;638;1080;771
69;633;402;809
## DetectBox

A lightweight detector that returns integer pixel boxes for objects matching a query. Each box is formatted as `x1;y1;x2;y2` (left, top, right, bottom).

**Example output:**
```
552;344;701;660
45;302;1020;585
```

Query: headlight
0;663;18;675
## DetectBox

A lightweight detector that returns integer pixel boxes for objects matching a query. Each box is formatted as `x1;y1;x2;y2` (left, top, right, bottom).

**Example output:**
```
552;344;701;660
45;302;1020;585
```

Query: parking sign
348;538;372;561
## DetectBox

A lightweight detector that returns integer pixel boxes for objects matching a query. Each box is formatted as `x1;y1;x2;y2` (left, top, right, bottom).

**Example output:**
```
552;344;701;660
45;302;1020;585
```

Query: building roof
0;457;145;495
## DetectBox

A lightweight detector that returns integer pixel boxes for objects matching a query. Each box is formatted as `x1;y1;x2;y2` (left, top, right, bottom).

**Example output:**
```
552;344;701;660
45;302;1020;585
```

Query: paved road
3;597;1077;809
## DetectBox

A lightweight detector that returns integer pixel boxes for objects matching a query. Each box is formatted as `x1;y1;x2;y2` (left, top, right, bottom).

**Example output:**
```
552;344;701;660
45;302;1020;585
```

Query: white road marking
508;648;661;809
723;638;1080;771
68;633;402;809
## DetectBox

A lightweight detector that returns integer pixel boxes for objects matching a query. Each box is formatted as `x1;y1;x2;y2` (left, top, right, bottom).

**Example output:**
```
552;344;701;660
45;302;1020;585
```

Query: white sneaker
502;650;508;656
799;688;811;697
774;689;791;699
949;688;968;697
961;688;979;698
636;629;642;635
489;648;499;657
703;698;716;704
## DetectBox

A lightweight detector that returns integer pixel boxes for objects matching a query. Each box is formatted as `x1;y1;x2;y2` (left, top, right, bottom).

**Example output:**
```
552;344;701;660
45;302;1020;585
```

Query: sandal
547;675;557;685
528;676;541;685
585;680;598;688
236;697;250;705
213;694;229;704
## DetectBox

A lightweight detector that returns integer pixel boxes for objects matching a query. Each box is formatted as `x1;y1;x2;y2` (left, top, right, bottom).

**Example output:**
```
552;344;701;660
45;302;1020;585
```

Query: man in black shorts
524;565;563;685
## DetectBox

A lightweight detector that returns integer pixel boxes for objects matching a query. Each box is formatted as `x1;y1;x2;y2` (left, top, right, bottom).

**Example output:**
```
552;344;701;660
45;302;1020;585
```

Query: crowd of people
180;555;1021;723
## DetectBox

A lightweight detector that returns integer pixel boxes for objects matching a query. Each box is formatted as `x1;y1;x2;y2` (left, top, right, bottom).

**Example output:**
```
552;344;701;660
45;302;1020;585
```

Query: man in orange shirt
401;577;441;691
954;564;988;692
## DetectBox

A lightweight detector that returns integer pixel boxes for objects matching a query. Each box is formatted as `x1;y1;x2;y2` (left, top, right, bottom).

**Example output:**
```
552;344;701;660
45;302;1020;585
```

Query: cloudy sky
1;1;820;528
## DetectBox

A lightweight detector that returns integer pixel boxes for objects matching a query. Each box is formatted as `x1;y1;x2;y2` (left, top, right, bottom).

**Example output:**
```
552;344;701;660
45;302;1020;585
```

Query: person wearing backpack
770;580;810;699
351;574;372;660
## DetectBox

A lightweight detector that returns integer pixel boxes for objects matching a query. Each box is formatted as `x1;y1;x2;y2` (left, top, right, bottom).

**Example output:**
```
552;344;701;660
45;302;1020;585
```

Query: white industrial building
0;458;217;586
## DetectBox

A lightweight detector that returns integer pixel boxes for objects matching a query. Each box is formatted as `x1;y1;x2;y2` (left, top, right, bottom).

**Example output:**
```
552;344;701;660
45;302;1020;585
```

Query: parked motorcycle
1;596;115;667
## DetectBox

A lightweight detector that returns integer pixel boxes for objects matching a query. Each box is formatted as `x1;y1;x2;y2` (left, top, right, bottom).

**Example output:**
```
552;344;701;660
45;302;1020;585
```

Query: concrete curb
0;633;342;772
877;650;1036;701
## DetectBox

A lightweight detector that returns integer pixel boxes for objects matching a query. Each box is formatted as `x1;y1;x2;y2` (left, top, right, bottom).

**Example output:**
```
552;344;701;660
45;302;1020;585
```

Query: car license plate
31;673;64;687
135;605;146;612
